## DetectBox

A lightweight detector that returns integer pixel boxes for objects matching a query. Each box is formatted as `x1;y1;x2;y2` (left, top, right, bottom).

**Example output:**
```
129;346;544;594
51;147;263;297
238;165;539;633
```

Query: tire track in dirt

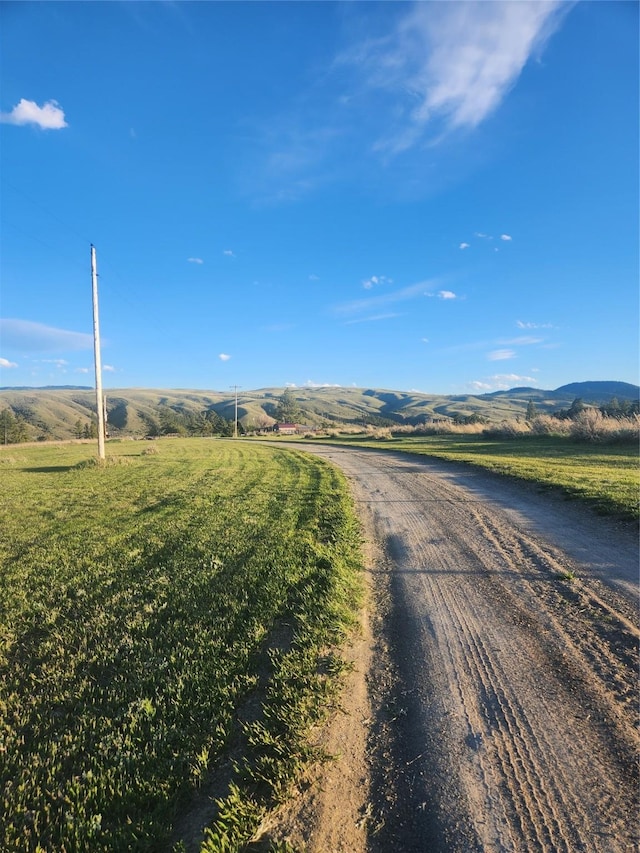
295;445;639;853
369;472;594;850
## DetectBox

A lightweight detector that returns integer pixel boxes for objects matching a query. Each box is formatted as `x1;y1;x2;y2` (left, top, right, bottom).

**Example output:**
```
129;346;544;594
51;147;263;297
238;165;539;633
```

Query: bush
529;415;571;437
570;410;607;442
570;410;640;443
483;419;531;438
369;427;394;440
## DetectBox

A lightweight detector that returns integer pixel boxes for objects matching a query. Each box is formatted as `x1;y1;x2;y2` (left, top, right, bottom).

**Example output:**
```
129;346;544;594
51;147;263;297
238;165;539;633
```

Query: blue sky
1;1;638;394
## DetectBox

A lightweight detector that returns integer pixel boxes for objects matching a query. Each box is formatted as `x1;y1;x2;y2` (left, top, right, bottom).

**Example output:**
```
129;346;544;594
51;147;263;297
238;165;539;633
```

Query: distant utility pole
91;245;106;460
230;385;241;438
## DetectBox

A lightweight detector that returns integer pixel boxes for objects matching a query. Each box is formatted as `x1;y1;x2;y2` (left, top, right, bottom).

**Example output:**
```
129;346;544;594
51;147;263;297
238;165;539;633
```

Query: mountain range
0;381;638;442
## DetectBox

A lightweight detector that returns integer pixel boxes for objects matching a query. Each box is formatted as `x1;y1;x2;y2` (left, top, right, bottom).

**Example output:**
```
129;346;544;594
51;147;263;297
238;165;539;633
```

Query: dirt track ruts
267;444;639;853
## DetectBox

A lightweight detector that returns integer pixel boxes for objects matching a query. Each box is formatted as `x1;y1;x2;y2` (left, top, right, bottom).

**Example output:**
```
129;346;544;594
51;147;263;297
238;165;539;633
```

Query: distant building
273;423;298;434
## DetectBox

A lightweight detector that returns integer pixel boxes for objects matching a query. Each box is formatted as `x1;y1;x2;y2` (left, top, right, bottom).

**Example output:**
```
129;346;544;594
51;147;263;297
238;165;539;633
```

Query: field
307;433;640;520
0;439;363;852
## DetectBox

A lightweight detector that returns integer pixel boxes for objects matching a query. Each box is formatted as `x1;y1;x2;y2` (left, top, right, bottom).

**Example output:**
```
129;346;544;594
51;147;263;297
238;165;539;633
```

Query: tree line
139;406;240;437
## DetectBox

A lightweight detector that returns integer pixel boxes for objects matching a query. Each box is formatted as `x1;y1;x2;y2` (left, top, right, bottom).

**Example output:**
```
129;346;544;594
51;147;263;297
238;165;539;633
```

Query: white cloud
304;380;342;388
499;336;543;346
437;290;457;300
488;349;516;361
335;280;433;316
470;373;538;391
308;274;320;281
362;274;392;290
459;242;470;250
187;257;204;264
245;2;570;203
492;373;537;385
219;353;231;361
40;358;68;366
0;319;93;352
75;367;90;374
223;249;236;258
103;364;115;372
474;232;492;239
421;337;429;344
344;1;568;151
0;357;18;368
1;98;68;130
500;234;513;241
344;312;401;325
517;320;555;329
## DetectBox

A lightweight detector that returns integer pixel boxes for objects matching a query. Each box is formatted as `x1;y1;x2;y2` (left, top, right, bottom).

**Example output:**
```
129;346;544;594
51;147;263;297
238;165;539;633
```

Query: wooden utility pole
230;385;241;438
91;245;106;459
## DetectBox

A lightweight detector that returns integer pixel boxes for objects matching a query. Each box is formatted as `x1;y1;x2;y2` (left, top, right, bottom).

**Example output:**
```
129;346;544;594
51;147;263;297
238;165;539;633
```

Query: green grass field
0;439;362;852
305;433;640;520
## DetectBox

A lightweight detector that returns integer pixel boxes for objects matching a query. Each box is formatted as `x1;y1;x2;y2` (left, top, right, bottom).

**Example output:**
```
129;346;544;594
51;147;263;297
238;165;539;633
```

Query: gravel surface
263;444;639;853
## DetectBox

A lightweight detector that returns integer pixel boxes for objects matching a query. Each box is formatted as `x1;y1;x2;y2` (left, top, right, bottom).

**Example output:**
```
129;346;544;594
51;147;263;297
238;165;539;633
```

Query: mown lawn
0;439;363;852
304;433;640;520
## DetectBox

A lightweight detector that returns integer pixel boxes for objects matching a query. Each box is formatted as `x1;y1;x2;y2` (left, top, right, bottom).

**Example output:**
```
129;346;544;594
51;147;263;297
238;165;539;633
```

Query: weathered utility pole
230;385;241;438
91;245;106;459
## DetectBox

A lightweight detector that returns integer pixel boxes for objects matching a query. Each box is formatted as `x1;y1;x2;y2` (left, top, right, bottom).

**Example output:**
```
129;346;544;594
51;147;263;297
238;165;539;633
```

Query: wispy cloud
492;373;537;386
340;1;568;153
0;320;92;352
344;312;401;325
488;349;516;361
499;336;543;346
437;290;457;300
334;280;433;317
470;373;538;391
0;357;18;368
245;2;569;205
517;320;555;329
500;234;513;241
459;242;470;250
247;120;342;203
223;249;236;258
308;274;320;281
1;98;68;129
187;257;204;264
218;353;231;362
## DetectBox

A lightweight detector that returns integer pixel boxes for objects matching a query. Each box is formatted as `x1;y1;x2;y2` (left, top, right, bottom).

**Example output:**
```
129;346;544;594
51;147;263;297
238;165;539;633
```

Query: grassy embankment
0;439;363;852
302;433;640;520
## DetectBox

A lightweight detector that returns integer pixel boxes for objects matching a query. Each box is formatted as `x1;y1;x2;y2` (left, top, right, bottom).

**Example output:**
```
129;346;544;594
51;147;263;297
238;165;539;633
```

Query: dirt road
265;444;639;853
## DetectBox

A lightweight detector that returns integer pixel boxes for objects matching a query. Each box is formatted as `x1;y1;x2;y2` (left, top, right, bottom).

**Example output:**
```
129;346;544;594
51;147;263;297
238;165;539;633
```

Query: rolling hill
0;381;638;442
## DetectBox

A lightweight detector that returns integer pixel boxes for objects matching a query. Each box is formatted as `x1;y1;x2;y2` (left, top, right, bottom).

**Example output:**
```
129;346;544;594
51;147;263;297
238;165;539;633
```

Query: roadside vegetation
2;384;638;443
304;411;640;520
0;439;363;851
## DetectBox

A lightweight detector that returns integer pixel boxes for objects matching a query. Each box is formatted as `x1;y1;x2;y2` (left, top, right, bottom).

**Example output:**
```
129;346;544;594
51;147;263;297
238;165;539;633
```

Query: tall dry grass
319;411;640;444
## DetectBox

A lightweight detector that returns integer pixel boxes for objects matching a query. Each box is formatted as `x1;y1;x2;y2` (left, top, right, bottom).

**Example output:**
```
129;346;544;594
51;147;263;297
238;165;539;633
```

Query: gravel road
281;444;639;853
